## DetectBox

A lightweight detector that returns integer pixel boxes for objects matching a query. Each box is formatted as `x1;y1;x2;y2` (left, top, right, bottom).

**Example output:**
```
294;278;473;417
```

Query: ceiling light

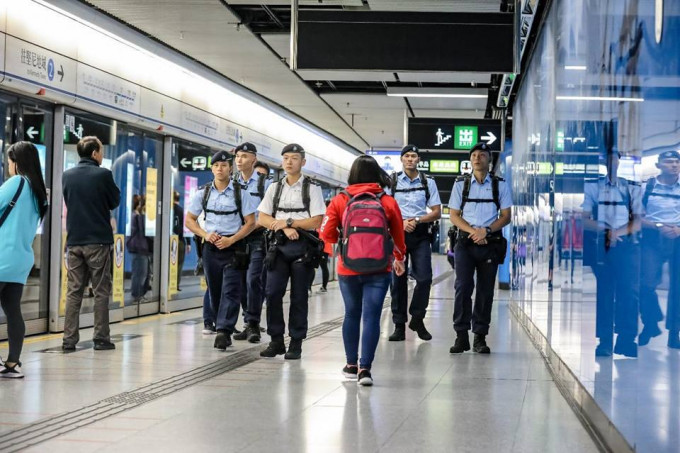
556;95;644;102
386;87;487;98
564;65;587;70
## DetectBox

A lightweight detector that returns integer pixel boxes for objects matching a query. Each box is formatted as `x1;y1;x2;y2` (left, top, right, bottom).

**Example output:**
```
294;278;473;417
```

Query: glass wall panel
0;95;53;331
512;1;680;451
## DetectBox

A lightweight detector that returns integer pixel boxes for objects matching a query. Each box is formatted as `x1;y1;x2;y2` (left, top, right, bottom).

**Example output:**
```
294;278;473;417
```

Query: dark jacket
62;158;120;246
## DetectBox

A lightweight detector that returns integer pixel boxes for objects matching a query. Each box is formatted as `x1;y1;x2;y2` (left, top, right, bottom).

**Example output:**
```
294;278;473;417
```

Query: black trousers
453;241;499;335
240;232;266;325
203;244;242;333
0;282;25;363
265;240;310;340
391;225;433;324
640;229;680;331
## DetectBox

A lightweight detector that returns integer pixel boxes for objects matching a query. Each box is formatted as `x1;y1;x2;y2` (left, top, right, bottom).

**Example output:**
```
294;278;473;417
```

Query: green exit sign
454;126;478;149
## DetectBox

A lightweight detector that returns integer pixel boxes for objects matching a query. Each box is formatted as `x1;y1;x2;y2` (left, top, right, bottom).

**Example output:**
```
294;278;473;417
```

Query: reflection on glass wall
169;139;214;301
61;110;162;317
511;1;680;451
0;96;52;329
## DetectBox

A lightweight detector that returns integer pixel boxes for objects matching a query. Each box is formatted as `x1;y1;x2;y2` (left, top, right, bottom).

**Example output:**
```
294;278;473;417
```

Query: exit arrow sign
26;126;38;140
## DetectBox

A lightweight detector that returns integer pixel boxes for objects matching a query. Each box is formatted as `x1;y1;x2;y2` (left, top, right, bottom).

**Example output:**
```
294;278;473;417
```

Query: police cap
281;143;304;155
401;144;419;157
211;150;233;164
234;142;257;154
469;142;492;156
658;150;680;162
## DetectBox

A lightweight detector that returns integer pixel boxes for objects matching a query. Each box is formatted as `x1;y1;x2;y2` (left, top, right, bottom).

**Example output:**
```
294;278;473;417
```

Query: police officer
185;150;257;350
639;150;680;349
582;149;641;357
387;144;441;341
257;144;326;360
449;142;512;354
232;142;272;343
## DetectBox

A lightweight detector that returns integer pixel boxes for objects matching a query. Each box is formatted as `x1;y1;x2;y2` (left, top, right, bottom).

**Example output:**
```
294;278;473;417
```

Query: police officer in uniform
582;149;641;357
387;145;441;341
232;142;272;343
257;144;326;359
639;150;680;349
185;150;257;350
449;142;512;354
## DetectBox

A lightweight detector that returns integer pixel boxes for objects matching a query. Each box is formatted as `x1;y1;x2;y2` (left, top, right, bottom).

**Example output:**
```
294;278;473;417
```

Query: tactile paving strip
2;270;454;452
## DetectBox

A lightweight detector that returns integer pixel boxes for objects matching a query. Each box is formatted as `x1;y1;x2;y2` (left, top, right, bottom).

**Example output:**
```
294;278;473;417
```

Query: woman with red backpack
321;155;406;386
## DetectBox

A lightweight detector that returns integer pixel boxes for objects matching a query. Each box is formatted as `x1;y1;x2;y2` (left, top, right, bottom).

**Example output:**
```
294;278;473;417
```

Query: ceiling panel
407;96;488;111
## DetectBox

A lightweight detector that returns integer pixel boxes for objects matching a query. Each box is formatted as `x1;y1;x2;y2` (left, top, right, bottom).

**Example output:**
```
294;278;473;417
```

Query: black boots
449;331;470;354
260;337;286;358
472;334;491;354
285;339;303;360
408;318;432;341
214;331;232;350
389;324;405;341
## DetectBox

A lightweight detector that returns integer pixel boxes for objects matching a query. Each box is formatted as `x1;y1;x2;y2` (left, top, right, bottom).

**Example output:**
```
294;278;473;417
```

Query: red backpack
340;191;393;273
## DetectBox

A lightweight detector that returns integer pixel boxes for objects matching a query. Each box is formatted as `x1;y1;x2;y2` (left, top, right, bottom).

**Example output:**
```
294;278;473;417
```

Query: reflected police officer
185;150;257;350
257;144;326;360
232;142;272;343
583;149;642;357
387;145;442;341
448;142;512;354
639;150;680;349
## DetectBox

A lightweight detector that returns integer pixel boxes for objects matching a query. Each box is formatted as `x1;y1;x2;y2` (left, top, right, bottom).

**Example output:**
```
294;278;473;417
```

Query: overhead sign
3;36;77;96
408;118;502;151
178;145;212;172
430;160;460;174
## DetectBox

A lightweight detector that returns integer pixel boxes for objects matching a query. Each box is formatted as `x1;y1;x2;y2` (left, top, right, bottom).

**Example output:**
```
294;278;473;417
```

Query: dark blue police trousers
203;244;242;333
453;241;499;335
265;240;309;340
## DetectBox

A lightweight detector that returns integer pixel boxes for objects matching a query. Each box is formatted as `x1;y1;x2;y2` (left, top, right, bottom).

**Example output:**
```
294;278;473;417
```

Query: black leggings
307;253;330;290
0;282;25;364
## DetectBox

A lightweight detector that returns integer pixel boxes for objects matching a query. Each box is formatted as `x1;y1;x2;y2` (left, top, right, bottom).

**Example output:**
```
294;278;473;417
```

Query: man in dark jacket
62;136;120;351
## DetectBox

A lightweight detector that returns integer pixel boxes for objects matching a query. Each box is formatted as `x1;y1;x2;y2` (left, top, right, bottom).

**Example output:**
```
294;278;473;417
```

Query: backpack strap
458;175;472;212
302;176;311;217
272;176;312;217
421;173;431;203
492;176;502;211
271;180;285;217
0;178;25;228
392;171;430;203
642;178;656;208
390;172;400;195
202;180;243;222
257;173;267;199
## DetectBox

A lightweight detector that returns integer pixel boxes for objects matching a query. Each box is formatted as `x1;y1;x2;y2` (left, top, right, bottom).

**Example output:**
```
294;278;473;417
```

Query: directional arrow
57;65;64;82
26;126;38;140
481;131;497;146
180;158;192;167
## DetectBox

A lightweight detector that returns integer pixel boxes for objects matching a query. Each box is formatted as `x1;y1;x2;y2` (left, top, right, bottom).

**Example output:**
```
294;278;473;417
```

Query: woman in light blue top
0;141;48;378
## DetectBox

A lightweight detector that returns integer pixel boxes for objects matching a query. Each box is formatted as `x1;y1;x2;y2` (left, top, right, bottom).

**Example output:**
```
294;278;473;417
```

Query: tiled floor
0;258;598;452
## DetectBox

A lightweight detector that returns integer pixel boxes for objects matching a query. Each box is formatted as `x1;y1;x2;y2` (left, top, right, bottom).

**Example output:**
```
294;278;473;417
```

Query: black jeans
453;241;499;335
0;282;25;363
265;240;310;340
390;225;433;325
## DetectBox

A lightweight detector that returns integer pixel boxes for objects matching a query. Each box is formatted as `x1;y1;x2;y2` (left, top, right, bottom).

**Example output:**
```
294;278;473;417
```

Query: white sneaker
357;369;373;386
0;363;24;379
202;324;216;335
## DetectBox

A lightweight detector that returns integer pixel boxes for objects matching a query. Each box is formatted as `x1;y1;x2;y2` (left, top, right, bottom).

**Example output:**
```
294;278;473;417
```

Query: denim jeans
130;253;149;300
339;272;391;370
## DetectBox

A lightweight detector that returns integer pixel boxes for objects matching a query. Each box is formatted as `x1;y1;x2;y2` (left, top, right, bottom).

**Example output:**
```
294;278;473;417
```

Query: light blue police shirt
643;177;680;225
387;172;441;218
187;180;257;235
582;176;642;229
448;174;513;227
238;172;272;220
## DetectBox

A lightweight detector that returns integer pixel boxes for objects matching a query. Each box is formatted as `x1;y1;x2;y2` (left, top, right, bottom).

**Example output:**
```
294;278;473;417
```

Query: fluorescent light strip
564;65;587;70
556;95;644;102
386;93;487;98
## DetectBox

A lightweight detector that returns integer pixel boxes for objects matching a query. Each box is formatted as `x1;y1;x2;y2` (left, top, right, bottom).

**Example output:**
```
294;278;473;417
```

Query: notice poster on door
113;234;125;305
145;168;158;237
169;235;179;296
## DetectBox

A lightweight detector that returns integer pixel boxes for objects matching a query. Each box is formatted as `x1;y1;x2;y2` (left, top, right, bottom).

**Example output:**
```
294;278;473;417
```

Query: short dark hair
254;161;270;173
77;136;101;158
347;155;390;187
